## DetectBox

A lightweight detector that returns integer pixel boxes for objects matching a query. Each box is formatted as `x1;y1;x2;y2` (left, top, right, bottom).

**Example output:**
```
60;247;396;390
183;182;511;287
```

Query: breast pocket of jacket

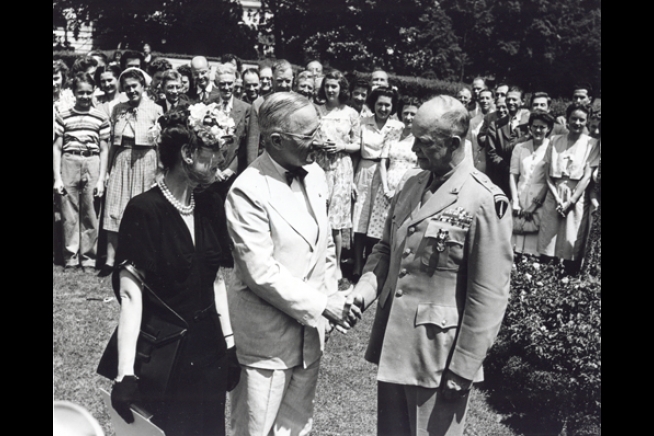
420;220;467;271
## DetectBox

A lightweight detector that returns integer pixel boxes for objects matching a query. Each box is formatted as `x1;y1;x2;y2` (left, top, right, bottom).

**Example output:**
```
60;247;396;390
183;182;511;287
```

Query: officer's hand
441;370;472;402
111;376;141;424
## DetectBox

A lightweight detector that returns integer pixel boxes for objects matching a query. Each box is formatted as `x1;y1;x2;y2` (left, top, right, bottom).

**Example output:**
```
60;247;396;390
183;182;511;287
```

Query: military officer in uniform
350;95;513;436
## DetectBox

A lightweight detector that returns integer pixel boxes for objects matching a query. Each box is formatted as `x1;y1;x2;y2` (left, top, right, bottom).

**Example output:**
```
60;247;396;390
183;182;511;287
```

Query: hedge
484;256;601;436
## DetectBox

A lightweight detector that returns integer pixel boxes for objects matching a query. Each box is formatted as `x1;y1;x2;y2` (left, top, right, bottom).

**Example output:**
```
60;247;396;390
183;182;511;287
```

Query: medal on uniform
436;229;449;252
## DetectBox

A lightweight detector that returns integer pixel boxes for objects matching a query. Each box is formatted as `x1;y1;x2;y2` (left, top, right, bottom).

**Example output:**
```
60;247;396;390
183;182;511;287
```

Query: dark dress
116;186;233;436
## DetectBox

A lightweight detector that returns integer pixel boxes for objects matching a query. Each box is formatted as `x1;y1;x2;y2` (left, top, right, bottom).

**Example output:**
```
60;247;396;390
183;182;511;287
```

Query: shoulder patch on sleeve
494;194;510;219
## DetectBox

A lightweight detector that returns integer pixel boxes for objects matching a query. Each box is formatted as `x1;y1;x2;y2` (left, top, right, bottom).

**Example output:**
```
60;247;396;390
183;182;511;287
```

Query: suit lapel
394;171;430;227
262;154;319;251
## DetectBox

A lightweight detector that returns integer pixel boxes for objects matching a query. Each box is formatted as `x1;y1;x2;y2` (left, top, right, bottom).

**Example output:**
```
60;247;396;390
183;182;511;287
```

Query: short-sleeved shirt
546;134;600;181
360;116;404;160
54;107;111;153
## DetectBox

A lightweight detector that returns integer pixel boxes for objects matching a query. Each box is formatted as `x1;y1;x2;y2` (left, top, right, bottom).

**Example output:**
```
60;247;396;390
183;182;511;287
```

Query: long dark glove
225;347;242;392
111;376;141;424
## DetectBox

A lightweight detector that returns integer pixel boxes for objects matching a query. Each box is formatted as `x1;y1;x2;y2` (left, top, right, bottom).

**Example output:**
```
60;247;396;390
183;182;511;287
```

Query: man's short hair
120;50;144;71
259;93;314;147
161;69;182;86
507;86;524;100
573;82;593;95
271;59;293;75
243;68;260;80
423;95;471;140
215;63;237;77
221;53;242;72
479;88;494;99
350;79;371;94
297;70;315;81
530;92;552;108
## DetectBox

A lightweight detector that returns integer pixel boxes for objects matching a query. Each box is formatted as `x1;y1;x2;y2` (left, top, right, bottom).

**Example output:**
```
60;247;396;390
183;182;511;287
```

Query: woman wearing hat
100;68;163;276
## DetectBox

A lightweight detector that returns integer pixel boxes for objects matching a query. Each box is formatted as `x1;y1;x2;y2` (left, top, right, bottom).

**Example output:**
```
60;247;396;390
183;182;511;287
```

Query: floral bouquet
188;103;236;149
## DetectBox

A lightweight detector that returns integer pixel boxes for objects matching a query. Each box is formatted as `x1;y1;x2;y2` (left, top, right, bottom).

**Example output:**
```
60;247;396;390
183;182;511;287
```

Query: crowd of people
53;46;601;436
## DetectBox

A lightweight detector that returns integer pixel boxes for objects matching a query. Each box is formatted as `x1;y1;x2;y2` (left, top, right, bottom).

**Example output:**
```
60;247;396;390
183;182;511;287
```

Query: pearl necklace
158;180;195;216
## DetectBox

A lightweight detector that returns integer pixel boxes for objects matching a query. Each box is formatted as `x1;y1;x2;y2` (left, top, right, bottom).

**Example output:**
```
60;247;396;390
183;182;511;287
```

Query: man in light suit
225;92;361;436
350;95;513;436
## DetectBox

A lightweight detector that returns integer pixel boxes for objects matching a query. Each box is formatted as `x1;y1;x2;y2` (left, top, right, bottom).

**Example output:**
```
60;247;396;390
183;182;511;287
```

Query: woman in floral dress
352;87;403;279
315;70;361;286
366;97;419;241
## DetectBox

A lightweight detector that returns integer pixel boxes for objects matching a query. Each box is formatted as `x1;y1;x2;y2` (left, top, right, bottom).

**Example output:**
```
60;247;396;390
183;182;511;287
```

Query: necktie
285;167;308;186
202;90;209;103
421;175;444;207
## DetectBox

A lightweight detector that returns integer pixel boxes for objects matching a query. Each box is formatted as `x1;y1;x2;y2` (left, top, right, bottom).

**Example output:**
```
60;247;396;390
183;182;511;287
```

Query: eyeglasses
278;122;322;143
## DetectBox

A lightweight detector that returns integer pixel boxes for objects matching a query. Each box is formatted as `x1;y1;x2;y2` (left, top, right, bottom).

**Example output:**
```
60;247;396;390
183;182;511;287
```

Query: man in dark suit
156;70;190;113
246;59;295;165
213;64;251;193
187;56;221;104
486;87;530;198
514;92;568;141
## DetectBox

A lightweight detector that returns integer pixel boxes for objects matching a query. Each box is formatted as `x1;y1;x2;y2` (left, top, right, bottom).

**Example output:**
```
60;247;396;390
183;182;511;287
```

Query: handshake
323;291;364;333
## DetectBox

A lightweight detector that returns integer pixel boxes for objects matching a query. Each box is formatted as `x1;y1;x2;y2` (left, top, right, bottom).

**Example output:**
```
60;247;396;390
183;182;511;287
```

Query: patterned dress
352;116;404;234
367;132;417;240
315;105;361;231
103;99;163;233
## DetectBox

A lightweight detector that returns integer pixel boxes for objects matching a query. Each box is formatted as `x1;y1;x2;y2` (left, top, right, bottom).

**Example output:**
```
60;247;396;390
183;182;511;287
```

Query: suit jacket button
396;289;404;297
408;227;416;234
399;269;408;278
441;319;447;327
403;248;412;256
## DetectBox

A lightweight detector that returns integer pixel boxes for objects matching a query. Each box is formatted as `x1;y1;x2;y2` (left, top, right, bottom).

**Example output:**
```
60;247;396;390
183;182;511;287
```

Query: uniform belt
64;150;100;157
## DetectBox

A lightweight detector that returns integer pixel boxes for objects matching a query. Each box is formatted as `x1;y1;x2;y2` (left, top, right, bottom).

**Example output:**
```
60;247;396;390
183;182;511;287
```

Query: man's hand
323;293;362;332
53;179;65;196
441;370;473;402
94;180;105;198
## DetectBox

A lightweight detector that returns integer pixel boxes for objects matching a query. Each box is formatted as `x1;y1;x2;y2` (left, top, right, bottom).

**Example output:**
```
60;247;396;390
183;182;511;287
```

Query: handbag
97;262;189;401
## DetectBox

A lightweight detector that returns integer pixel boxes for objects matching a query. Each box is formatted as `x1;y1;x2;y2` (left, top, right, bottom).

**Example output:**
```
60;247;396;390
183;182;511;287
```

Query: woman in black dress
110;106;239;436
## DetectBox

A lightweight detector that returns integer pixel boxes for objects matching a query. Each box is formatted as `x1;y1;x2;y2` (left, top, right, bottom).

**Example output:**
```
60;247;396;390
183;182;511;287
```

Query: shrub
348;70;465;101
485;256;601;436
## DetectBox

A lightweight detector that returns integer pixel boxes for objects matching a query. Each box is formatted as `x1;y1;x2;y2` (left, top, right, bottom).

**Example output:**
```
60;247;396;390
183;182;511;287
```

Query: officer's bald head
414;95;470;143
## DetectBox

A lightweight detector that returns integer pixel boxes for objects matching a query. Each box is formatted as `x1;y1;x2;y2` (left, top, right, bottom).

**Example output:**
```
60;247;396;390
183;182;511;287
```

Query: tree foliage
53;0;257;59
53;0;600;96
255;0;600;96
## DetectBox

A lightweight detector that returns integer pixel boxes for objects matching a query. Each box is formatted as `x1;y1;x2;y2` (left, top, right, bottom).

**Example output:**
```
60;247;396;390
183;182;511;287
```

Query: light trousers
58;154;100;267
230;360;320;436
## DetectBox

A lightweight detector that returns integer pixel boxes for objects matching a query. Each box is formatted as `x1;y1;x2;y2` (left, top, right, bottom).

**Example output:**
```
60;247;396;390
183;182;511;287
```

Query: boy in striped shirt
53;72;110;269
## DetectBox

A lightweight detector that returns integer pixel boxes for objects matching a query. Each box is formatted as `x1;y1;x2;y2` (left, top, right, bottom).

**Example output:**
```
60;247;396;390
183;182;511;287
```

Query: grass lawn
53;265;521;436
